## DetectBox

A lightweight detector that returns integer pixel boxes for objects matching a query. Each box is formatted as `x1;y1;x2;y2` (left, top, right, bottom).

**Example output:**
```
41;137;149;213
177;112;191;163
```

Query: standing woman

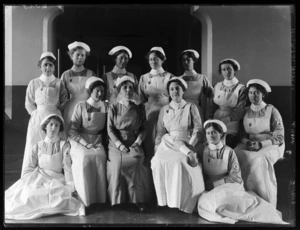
151;77;205;214
179;49;214;123
22;52;68;177
102;45;138;104
107;75;151;211
138;47;175;162
61;41;96;130
68;77;108;207
209;58;247;148
234;79;285;208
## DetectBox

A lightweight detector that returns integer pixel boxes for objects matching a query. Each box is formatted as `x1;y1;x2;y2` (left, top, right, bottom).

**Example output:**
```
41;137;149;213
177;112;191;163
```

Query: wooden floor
3;121;295;227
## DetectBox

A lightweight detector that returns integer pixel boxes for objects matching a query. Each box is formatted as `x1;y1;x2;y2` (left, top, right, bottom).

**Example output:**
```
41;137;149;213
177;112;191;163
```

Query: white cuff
261;139;272;148
115;140;122;148
189;135;198;147
213;179;225;188
66;182;75;192
134;137;142;146
179;145;192;155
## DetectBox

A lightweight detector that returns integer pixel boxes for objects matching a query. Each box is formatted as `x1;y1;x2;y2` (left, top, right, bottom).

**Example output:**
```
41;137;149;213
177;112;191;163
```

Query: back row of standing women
6;41;286;224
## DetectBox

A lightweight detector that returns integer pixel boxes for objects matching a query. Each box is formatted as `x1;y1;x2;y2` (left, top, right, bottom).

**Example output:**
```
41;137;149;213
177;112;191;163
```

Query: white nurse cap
115;75;135;88
181;49;200;59
167;77;188;91
40;52;56;61
246;79;271;93
150;47;166;60
220;58;241;71
40;113;64;127
85;76;105;89
68;41;91;52
108;46;132;59
203;119;227;133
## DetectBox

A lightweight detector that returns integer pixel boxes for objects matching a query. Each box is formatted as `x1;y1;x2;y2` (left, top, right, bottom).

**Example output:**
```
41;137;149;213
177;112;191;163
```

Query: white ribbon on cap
168;77;188;90
85;76;104;89
40;52;56;60
220;58;240;71
203;119;227;133
108;46;132;59
181;49;199;59
246;79;271;92
115;75;135;88
68;41;91;52
150;47;166;59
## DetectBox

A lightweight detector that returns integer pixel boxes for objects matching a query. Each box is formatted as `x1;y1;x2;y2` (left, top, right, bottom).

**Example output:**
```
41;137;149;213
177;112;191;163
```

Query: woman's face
46;118;60;139
206;126;222;145
149;52;163;70
220;63;235;80
248;86;264;105
115;52;129;69
41;59;55;77
120;81;134;99
91;85;105;102
169;82;184;103
181;54;194;71
71;48;86;67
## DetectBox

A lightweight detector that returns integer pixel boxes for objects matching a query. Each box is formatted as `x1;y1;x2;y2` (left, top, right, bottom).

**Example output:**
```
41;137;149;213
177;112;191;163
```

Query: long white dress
22;75;68;177
151;100;205;214
68;100;108;206
234;104;285;208
5;137;84;220
197;144;287;224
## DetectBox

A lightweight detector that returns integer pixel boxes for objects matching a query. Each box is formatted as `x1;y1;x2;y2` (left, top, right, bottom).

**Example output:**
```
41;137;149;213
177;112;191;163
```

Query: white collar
44;135;60;143
223;77;239;87
208;142;224;150
87;97;104;108
116;93;141;106
150;67;164;75
112;65;126;74
183;70;197;77
250;101;267;112
170;99;187;110
39;74;56;83
71;65;85;72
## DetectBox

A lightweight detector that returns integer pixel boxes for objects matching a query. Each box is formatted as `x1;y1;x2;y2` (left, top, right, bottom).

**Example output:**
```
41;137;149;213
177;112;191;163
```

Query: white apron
234;106;285;207
69;105;107;206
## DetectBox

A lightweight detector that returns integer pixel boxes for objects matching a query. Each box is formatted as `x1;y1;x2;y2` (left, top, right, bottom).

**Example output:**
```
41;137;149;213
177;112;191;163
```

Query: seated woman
5;114;85;220
68;77;108;207
197;119;286;224
234;79;285;208
107;75;151;211
151;77;205;214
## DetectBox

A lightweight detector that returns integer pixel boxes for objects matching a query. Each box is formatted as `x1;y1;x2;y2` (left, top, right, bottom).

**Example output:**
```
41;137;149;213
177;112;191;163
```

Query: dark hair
37;56;56;68
180;51;198;62
146;50;166;62
41;115;64;133
166;79;186;93
218;60;239;74
68;46;90;59
204;122;224;135
246;83;269;100
116;80;135;93
112;50;130;63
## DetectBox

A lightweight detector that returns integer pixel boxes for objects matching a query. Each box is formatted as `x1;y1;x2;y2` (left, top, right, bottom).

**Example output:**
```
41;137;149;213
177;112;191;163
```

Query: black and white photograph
3;4;295;227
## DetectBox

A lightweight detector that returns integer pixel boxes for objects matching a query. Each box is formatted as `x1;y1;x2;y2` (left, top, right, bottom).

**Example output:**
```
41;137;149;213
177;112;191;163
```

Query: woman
234;79;285;208
151;77;205;214
5;114;85;220
22;52;68;177
107;75;151;211
61;41;96;130
138;46;175;162
68;77;108;207
197;119;286;224
209;58;247;148
102;45;138;104
179;49;214;123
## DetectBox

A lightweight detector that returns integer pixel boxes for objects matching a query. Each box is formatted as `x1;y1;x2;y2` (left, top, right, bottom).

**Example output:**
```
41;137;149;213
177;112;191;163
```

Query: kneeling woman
68;77;108;207
151;77;205;214
107;75;151;210
5;114;84;220
197;119;286;224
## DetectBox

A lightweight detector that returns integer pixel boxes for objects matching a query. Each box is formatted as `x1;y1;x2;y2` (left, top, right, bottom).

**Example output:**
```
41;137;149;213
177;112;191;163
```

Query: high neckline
116;93;141;106
169;99;187;110
223;77;239;87
250;101;267;112
87;97;104;108
44;135;60;143
71;65;85;72
150;67;164;75
112;65;126;74
39;74;56;83
208;142;224;150
183;70;197;77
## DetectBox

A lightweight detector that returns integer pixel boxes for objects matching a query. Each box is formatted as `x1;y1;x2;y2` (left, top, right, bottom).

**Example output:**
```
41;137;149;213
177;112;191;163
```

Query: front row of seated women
5;75;287;224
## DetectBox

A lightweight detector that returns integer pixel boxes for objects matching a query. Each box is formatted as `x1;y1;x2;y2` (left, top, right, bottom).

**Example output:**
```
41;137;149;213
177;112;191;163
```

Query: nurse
234;79;285;208
179;49;214;123
68;77;108;207
22;52;68;177
61;41;96;130
209;58;247;148
102;45;138;103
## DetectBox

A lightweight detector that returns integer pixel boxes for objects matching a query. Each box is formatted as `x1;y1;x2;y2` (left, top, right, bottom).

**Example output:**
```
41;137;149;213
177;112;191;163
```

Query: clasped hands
119;142;140;153
84;143;104;149
246;140;262;151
